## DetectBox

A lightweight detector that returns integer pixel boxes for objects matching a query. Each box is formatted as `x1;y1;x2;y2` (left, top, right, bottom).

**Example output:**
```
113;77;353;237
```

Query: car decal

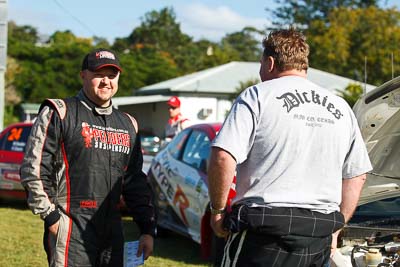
2;170;21;182
7;141;27;152
195;179;203;193
152;161;176;200
173;184;189;225
0;151;25;164
151;152;196;227
0;166;24;191
184;175;197;187
7;127;23;141
0;182;14;189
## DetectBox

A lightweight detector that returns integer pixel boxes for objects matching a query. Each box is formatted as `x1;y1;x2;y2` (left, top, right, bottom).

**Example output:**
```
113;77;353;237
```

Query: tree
270;0;379;27
230;78;261;100
4;56;22;125
116;6;266;78
92;36;110;48
176;39;220;72
7;22;41;59
307;6;400;85
118;47;179;95
112;37;130;52
221;27;264;62
336;83;364;107
109;7;194;76
127;7;192;53
8;21;39;44
9;29;93;103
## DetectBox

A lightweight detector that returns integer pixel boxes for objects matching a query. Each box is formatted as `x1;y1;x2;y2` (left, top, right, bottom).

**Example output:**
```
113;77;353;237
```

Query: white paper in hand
124;240;144;267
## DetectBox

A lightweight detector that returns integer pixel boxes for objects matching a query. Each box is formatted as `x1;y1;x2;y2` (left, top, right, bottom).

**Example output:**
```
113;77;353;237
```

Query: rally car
330;77;400;267
147;122;236;261
0;122;33;200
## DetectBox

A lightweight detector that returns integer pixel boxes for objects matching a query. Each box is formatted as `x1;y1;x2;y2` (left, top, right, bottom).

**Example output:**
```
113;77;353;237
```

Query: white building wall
114;96;235;138
179;97;233;124
217;99;233;121
180;97;217;124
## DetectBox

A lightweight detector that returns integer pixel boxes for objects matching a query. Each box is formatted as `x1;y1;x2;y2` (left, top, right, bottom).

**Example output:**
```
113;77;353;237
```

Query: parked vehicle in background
330;77;400;267
147;122;235;261
0;122;33;200
139;130;161;156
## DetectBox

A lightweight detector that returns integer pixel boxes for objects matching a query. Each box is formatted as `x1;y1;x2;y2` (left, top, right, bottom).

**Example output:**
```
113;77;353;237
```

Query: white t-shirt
212;76;372;213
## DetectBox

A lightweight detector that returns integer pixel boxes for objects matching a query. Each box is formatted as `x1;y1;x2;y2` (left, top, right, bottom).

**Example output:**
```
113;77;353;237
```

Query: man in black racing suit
20;48;156;267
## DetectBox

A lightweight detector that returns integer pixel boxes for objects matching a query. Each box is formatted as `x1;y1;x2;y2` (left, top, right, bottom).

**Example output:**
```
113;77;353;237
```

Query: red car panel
0;122;33;200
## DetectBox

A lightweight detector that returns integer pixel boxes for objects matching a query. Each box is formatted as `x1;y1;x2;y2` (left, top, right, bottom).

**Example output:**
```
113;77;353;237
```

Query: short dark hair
262;28;309;72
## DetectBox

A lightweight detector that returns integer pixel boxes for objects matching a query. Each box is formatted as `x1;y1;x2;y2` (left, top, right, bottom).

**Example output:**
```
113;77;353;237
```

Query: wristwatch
209;203;226;215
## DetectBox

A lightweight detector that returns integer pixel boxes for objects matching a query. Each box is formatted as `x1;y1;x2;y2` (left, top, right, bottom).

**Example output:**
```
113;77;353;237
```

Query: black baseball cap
81;48;122;72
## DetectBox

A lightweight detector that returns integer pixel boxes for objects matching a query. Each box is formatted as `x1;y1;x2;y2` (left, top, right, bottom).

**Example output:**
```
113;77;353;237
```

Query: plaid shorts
220;230;332;267
224;204;344;237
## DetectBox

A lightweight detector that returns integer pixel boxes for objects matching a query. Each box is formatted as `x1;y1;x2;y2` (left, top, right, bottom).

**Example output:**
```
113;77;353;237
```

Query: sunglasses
168;106;178;110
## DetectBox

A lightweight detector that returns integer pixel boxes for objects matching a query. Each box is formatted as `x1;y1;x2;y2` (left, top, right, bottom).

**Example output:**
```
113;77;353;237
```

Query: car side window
167;129;191;159
182;130;210;173
0;125;32;152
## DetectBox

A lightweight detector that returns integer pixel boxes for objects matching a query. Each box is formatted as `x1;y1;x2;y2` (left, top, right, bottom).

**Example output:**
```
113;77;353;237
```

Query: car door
179;129;211;236
149;129;193;233
0;124;32;197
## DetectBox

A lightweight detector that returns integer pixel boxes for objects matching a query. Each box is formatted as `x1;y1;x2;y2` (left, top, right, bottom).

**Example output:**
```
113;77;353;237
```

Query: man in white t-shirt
207;28;372;267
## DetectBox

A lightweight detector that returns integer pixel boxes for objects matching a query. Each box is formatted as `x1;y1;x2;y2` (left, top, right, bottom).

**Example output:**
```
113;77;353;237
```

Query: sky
7;0;400;43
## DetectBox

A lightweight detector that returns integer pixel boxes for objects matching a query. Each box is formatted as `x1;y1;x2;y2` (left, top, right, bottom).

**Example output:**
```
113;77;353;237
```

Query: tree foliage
5;56;22;125
307;6;400;85
5;7;264;124
270;1;400;85
221;27;264;62
121;7;194;74
336;83;364;107
271;0;379;27
118;46;179;96
127;7;192;52
8;21;38;45
230;78;261;100
9;30;92;102
116;8;264;74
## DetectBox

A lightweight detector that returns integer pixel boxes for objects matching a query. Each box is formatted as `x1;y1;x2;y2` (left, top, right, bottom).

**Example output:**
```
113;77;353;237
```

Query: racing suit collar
78;90;113;116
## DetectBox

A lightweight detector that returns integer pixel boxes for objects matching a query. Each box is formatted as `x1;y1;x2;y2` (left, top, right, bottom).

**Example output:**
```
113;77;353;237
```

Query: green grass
0;200;211;267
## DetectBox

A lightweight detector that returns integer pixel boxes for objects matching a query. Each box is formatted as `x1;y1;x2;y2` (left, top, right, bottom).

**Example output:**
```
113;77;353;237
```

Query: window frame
181;129;211;174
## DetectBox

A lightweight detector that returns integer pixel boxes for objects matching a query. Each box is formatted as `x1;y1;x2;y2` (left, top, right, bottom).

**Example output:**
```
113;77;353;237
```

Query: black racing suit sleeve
123;134;157;237
20;103;62;227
